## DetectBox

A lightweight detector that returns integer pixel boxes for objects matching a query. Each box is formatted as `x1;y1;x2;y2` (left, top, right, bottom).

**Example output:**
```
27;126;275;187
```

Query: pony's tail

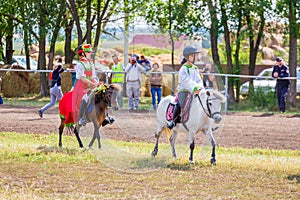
163;127;173;142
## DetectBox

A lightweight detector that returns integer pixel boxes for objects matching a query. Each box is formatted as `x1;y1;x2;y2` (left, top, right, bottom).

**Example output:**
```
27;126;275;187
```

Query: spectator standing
39;58;64;118
111;55;125;108
0;77;3;104
69;61;77;90
149;63;162;110
125;55;144;110
272;57;290;113
139;55;151;71
202;63;217;89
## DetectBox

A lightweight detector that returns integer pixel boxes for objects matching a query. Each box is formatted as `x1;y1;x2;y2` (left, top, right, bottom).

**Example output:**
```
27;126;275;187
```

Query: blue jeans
151;86;162;110
40;86;63;113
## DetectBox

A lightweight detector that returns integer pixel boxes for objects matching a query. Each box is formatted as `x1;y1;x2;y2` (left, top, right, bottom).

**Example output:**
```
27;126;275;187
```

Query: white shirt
177;64;203;93
75;61;97;80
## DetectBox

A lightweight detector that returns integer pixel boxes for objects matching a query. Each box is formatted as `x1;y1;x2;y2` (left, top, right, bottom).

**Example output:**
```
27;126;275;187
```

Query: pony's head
94;84;122;111
202;89;226;124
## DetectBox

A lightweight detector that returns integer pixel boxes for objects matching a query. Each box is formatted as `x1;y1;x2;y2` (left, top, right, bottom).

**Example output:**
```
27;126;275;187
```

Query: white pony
151;89;226;165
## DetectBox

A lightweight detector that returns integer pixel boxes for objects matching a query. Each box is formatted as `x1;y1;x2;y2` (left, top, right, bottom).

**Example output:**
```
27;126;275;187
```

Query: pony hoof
210;158;216;165
151;151;157;157
190;160;195;164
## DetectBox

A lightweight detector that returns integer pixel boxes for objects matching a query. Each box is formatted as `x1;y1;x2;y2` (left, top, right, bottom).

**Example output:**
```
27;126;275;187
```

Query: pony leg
170;129;178;158
189;140;195;164
151;127;164;157
205;128;216;165
189;132;196;164
89;119;101;149
74;126;84;148
58;119;65;147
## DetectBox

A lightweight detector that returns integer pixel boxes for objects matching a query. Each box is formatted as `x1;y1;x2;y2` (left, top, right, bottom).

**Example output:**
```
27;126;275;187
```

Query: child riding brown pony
58;84;121;149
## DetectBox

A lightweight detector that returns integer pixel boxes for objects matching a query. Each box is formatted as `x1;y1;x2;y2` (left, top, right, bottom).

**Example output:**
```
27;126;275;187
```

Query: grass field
0;132;299;199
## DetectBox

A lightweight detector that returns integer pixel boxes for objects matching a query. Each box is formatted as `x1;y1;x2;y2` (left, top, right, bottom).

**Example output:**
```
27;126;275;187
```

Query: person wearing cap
111;55;125;108
139;55;151;71
39;58;64;118
125;55;144;110
166;45;204;129
272;57;290;113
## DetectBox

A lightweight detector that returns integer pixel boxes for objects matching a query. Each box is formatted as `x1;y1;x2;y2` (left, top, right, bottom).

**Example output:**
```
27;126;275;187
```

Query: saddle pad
166;103;175;121
181;94;193;123
87;104;94;114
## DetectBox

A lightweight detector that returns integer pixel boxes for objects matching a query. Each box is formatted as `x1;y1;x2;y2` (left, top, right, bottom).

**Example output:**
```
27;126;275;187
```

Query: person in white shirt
125;55;144;110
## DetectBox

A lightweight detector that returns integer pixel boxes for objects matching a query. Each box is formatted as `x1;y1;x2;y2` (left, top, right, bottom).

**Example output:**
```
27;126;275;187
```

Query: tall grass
0;132;299;199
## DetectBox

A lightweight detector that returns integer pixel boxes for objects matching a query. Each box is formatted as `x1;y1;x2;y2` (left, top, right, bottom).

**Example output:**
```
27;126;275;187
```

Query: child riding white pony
152;46;226;164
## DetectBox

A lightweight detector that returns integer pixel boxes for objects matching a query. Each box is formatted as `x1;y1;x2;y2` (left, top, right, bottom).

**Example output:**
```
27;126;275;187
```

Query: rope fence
1;68;300;112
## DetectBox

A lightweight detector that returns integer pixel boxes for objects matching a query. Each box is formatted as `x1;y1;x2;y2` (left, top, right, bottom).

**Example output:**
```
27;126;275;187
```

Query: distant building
130;34;185;50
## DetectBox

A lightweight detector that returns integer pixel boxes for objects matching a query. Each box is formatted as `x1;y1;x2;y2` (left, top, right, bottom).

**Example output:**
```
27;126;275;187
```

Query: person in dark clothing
202;63;214;89
272;57;290;113
39;58;64;118
0;77;3;104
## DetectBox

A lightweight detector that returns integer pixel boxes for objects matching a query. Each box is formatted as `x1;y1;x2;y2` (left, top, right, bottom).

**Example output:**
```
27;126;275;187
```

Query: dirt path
0;105;299;150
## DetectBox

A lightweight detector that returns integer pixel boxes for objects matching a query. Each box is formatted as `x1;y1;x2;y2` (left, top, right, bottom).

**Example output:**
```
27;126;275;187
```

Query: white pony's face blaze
206;90;226;124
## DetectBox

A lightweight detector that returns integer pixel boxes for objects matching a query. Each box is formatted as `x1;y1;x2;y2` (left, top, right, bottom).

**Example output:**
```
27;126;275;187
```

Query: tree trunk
48;0;65;70
247;13;265;96
65;19;74;64
287;0;298;107
234;1;243;103
5;18;14;64
86;0;92;44
93;0;111;55
68;0;83;45
94;0;103;55
207;0;220;68
220;1;235;102
39;7;48;97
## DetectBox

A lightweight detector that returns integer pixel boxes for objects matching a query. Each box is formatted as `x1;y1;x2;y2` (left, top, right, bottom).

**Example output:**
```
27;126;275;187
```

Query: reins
197;94;222;119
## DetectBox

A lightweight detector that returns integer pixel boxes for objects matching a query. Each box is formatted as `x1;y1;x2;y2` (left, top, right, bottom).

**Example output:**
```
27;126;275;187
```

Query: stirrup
78;118;86;126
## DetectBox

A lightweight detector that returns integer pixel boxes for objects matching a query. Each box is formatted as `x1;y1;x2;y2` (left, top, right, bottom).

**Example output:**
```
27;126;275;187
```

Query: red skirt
59;80;89;126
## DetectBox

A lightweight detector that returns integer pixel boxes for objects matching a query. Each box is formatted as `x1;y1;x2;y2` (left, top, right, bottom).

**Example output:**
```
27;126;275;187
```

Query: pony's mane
109;83;122;92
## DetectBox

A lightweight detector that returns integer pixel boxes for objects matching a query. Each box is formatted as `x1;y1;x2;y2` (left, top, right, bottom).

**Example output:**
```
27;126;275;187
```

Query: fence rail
1;68;299;112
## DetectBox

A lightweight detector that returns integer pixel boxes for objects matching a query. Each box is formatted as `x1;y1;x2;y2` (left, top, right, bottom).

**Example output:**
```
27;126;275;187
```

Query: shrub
248;86;277;111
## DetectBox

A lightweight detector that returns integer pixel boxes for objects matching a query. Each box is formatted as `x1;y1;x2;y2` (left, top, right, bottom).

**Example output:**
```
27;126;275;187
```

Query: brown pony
58;84;121;149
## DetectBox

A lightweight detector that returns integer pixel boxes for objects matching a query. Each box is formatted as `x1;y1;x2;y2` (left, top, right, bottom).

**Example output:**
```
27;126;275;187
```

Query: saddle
166;93;193;123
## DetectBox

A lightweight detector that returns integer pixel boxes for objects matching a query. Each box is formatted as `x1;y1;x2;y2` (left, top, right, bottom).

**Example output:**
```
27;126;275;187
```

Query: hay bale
28;73;40;94
2;65;29;97
162;74;177;96
61;72;72;93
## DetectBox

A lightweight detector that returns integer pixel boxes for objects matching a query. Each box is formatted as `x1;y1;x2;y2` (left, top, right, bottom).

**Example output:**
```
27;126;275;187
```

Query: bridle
197;93;222;119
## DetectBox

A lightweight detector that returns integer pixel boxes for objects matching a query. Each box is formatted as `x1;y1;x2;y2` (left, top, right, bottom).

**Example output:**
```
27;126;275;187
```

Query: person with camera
125;55;144;110
202;63;216;89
